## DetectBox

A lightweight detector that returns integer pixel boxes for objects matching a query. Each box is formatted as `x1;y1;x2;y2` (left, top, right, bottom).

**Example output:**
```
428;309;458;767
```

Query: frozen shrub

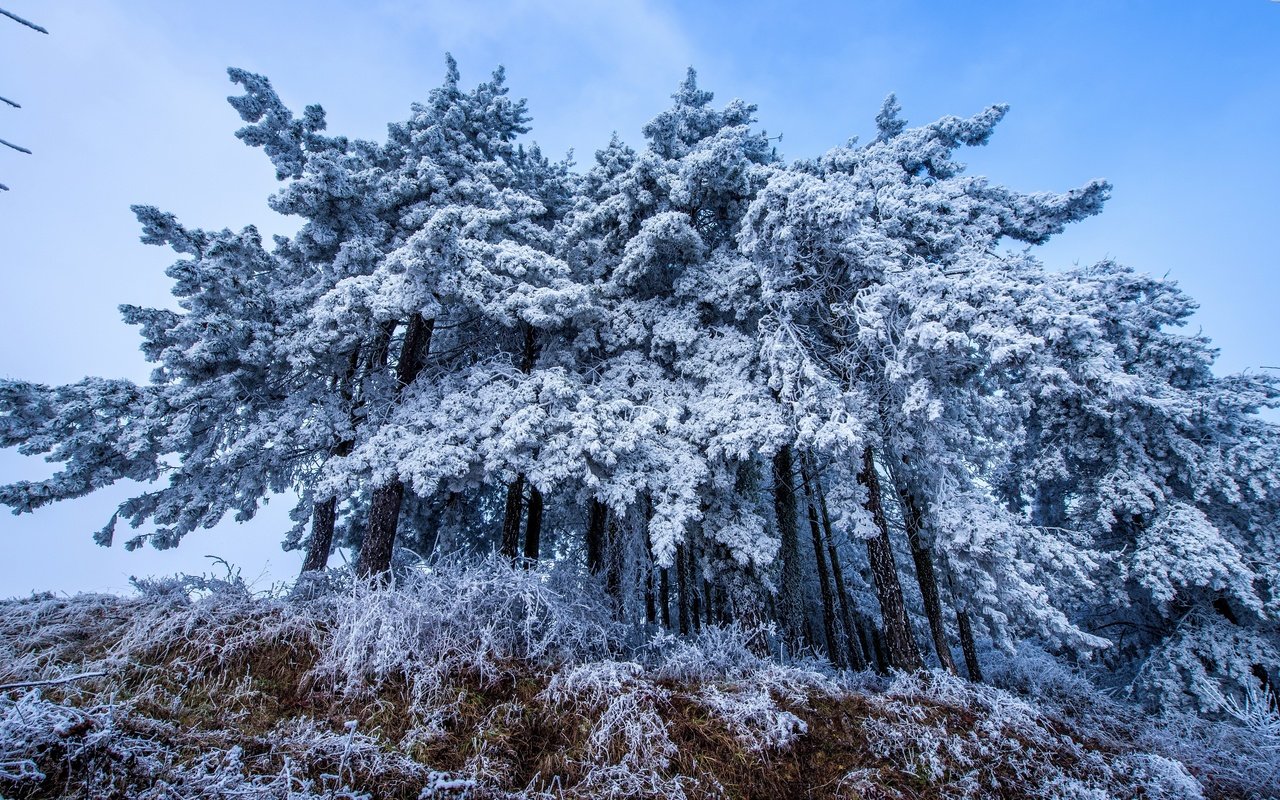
315;557;624;700
1130;611;1280;718
540;660;696;799
693;684;807;753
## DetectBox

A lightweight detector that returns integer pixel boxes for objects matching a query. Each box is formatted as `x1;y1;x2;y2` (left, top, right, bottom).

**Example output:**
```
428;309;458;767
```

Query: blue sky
1;0;1276;596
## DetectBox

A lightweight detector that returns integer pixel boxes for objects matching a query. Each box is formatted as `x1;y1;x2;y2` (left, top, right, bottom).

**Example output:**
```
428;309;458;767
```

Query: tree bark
808;459;867;670
688;546;702;634
586;499;607;575
704;578;714;628
943;563;983;682
301;349;361;576
522;484;543;564
660;568;672;628
773;445;807;647
356;315;434;579
501;324;540;563
605;512;623;616
858;446;924;671
676;542;691;636
801;463;840;665
500;475;525;561
301;497;338;573
955;605;983;682
896;482;958;674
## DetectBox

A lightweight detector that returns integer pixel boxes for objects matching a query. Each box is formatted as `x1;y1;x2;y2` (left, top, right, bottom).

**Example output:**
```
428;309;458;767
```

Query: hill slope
1;561;1274;799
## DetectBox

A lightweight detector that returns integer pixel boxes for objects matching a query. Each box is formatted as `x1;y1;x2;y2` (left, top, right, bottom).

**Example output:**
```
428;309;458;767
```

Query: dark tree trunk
301;350;359;576
853;617;876;672
676;542;691;636
605;512;623;616
955;605;983;682
943;562;983;682
858;447;924;671
643;498;657;625
301;497;338;573
772;445;807;647
360;479;406;579
814;476;865;670
586;499;607;575
808;460;867;671
896;482;958;674
659;568;672;628
522;483;543;564
501;323;541;563
801;464;840;665
869;624;890;674
356;315;434;579
688;546;702;634
645;569;657;625
501;475;525;561
704;578;714;628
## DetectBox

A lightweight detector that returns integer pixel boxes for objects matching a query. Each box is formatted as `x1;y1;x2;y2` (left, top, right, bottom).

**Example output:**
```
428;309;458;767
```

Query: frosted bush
0;689;171;796
694;684;807;752
316;557;623;698
540;659;689;799
1129;611;1280;718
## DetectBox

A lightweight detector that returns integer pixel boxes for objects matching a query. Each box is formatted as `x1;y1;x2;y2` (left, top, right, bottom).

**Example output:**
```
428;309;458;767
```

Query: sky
0;0;1276;597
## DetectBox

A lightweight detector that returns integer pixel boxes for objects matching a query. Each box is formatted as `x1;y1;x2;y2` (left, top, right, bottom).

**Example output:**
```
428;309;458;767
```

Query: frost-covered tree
3;57;1277;724
555;70;787;631
999;262;1280;712
741;95;1110;670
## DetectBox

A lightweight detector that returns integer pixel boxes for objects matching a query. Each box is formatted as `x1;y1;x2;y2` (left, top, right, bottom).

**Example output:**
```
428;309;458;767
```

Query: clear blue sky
1;0;1276;596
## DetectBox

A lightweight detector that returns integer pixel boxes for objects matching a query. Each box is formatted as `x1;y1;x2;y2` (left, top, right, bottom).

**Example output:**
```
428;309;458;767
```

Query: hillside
1;561;1273;800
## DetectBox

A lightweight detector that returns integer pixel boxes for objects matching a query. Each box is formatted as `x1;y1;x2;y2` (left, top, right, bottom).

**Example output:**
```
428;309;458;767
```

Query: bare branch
0;8;49;34
0;137;32;154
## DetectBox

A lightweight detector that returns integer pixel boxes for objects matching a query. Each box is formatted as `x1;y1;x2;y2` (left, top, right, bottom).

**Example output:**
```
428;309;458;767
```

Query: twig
0;671;106;692
0;137;32;154
0;8;49;34
0;95;19;109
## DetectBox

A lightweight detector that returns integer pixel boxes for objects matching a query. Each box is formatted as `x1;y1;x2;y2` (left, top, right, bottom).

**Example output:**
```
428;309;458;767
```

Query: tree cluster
3;59;1277;717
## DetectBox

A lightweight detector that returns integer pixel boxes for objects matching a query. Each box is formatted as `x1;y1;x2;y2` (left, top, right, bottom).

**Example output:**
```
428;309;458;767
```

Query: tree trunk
501;475;525;561
522;483;543;564
688;546;702;634
301;350;359;576
858;446;924;671
605;512;623;617
356;315;434;578
645;568;657;625
808;460;867;670
660;568;672;628
704;578;714;628
676;542;691;636
853;617;876;672
773;445;807;647
943;563;983;682
501;324;541;564
586;499;607;575
955;605;983;682
896;482;958;674
801;463;840;665
301;497;338;573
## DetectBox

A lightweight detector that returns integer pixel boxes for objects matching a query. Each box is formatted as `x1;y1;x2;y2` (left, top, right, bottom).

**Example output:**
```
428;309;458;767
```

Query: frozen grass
1;558;1274;799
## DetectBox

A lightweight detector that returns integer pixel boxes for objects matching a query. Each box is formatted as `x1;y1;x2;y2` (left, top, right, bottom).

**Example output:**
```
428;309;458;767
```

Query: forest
1;58;1277;799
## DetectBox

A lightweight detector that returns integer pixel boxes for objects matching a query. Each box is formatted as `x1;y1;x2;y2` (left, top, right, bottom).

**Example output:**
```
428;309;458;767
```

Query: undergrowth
1;557;1274;799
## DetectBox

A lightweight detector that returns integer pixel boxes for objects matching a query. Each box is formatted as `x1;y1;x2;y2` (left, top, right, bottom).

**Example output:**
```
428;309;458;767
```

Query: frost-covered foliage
2;55;1279;755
